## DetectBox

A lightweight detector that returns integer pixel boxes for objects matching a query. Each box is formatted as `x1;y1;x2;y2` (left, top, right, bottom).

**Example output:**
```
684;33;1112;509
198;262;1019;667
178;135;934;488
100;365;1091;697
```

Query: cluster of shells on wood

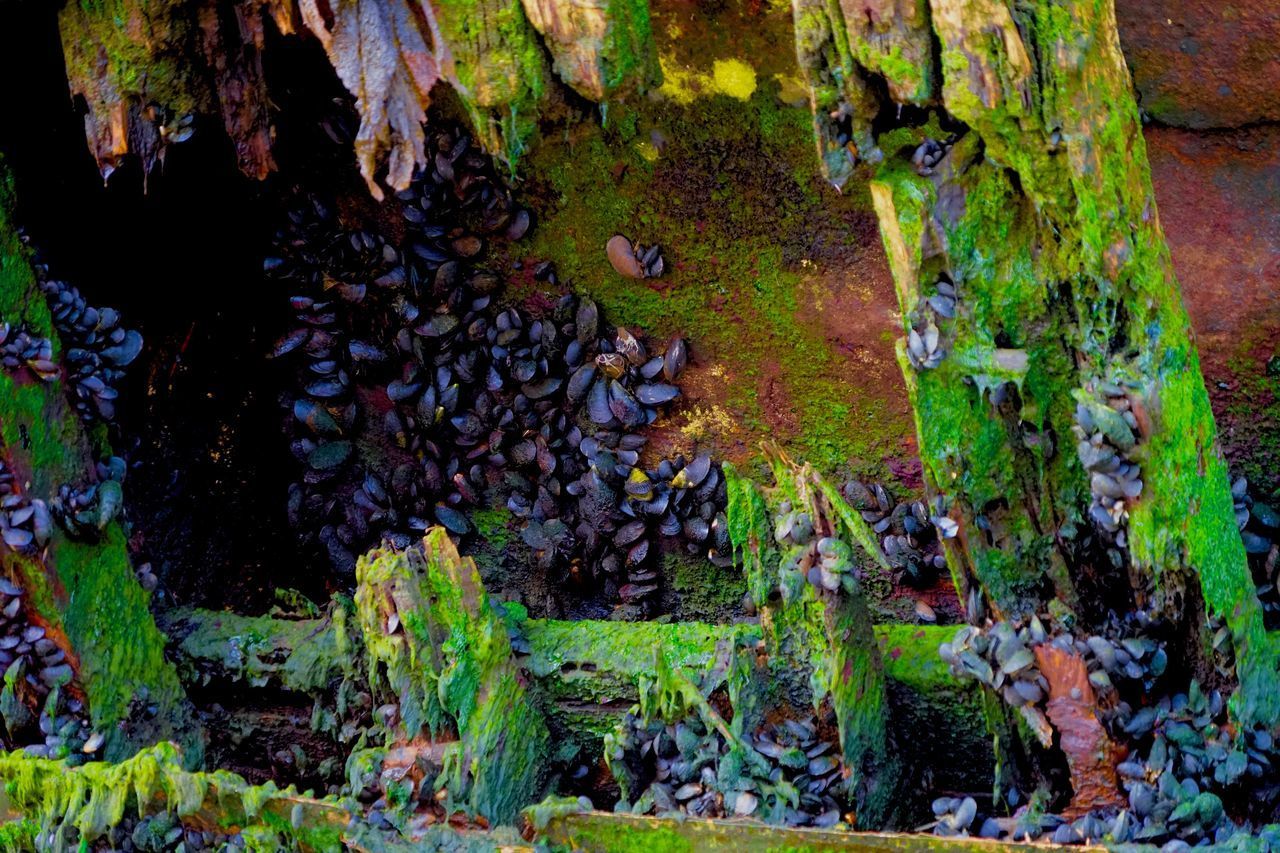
936;603;1277;846
0;233;147;761
607;703;848;827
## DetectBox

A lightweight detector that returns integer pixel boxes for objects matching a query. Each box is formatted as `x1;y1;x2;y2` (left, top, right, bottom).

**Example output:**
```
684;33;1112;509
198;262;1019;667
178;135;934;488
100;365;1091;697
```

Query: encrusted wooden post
725;451;898;827
792;0;1280;794
0;159;202;763
353;528;550;824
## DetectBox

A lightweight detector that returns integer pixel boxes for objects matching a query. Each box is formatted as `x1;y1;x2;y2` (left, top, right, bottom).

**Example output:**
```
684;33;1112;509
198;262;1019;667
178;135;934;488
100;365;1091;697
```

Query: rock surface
1116;0;1280;128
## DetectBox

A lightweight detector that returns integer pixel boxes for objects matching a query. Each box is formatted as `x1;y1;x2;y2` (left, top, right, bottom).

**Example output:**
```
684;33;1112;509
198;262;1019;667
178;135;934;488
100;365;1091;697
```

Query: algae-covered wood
812;0;1279;725
538;811;1090;851
0;159;202;765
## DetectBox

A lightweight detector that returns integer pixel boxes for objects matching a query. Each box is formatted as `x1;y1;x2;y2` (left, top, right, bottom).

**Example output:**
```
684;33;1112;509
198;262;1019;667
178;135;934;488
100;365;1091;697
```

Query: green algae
0;741;348;852
724;461;775;606
537;810;1063;851
523;13;910;479
0;156;201;765
669;549;747;622
601;0;660;97
53;530;203;765
353;530;549;824
523;617;759;706
166;607;344;694
722;454;896;826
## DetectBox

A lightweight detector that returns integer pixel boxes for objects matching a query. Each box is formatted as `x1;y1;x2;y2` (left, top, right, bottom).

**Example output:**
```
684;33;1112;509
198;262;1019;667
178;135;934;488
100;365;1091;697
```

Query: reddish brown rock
1116;0;1280;128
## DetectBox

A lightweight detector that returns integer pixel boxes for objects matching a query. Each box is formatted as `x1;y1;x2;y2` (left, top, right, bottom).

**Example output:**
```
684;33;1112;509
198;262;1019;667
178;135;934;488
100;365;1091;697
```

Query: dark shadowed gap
0;3;331;610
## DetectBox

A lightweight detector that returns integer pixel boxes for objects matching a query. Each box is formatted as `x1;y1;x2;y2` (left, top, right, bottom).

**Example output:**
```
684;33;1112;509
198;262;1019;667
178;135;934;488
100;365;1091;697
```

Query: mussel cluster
1230;475;1280;623
0;579;71;702
0;323;58;381
79;813;244;853
268;123;727;613
607;708;846;827
840;480;945;587
34;262;143;424
749;717;845;824
936;607;1280;846
911;138;951;177
0;459;51;552
940;612;1168;713
50;456;126;542
904;278;955;371
0;577;96;762
605;234;664;280
1072;381;1146;562
931;682;1279;847
773;499;857;597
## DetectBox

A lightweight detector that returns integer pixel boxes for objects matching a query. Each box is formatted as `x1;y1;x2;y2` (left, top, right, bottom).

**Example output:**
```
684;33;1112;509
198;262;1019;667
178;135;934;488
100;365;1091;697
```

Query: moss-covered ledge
161;604;990;790
0;741;535;851
535;810;1086;851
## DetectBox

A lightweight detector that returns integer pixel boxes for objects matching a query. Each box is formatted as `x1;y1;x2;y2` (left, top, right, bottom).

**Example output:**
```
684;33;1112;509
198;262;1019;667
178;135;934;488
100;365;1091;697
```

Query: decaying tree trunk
160;607;990;776
794;0;1280;799
722;450;903;826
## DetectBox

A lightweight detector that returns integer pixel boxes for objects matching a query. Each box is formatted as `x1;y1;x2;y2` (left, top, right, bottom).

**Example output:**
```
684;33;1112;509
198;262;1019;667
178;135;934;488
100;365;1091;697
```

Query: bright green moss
0;742;348;852
51;529;203;764
602;0;659;95
0;158;201;765
669;551;747;622
522;617;759;705
524;80;907;476
354;531;549;823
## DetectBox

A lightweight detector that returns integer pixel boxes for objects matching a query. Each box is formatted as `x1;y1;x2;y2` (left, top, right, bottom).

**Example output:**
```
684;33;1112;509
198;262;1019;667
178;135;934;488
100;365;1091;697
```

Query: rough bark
353;530;550;825
724;453;902;827
58;0;283;181
791;0;1280;806
56;0;659;189
518;0;656;103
